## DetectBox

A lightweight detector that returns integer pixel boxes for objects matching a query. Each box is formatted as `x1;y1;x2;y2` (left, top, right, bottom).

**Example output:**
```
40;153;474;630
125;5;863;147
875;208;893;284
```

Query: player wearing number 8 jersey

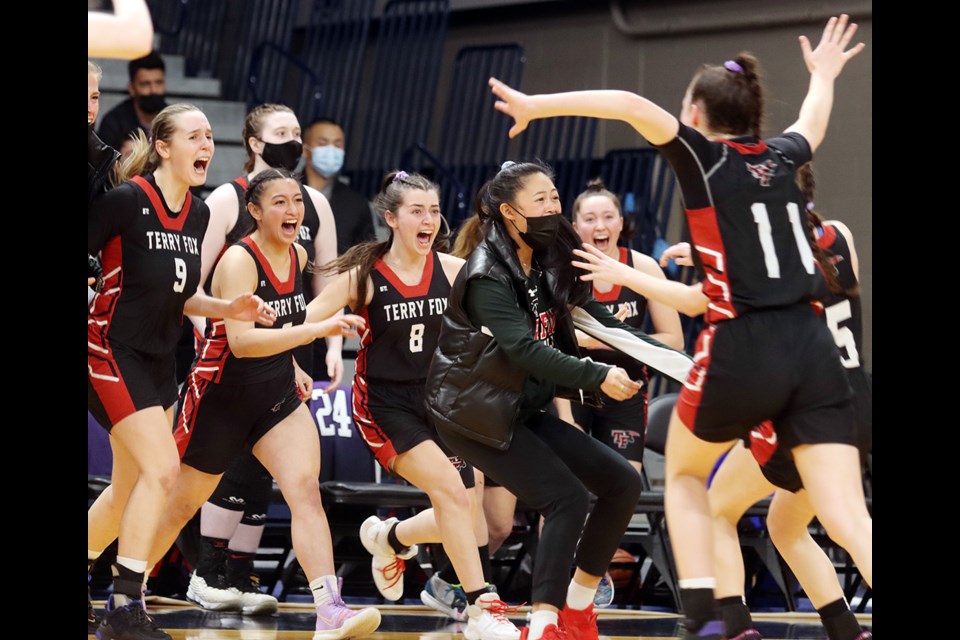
310;171;521;640
494;15;871;639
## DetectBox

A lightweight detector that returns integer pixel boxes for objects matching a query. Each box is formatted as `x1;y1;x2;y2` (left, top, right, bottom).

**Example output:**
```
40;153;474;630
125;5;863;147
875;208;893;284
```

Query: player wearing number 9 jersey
309;171;522;639
495;16;871;638
87;104;283;640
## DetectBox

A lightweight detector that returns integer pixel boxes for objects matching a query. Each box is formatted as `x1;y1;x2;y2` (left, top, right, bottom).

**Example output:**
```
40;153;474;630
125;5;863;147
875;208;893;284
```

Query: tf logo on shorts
611;429;641;449
448;455;467;471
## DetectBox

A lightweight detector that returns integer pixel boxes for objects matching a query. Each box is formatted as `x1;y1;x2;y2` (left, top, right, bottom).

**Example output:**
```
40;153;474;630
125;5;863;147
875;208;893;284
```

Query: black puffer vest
425;223;601;450
88;125;120;208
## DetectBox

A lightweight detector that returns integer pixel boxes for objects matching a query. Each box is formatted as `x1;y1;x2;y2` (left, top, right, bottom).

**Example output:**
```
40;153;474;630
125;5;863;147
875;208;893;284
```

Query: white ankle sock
310;575;337;606
566;580;596;610
116;556;148;574
528;610;558;640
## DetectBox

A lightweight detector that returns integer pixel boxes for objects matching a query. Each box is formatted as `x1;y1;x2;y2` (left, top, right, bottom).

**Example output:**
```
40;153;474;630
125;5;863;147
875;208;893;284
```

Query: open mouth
416;231;433;248
282;221;299;234
193;158;210;175
593;236;610;252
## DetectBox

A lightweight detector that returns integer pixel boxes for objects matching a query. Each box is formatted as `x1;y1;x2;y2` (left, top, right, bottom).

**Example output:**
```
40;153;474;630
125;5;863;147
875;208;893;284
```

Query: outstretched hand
315;313;366;339
489;76;532;138
659;242;694;268
572;243;634;286
228;293;278;326
799;14;865;79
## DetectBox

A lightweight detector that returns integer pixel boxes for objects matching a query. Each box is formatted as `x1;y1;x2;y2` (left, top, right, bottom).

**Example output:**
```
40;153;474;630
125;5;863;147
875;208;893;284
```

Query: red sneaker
558;604;599;640
520;623;568;640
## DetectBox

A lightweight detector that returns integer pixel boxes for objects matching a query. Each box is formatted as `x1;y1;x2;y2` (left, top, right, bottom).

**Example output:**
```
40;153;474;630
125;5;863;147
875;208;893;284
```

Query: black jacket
426;222;605;451
88;126;120;208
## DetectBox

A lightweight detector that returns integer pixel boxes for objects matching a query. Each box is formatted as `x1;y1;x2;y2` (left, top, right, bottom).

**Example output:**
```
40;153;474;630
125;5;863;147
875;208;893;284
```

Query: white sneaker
464;592;521;640
186;571;244;612
227;573;279;615
359;516;418;601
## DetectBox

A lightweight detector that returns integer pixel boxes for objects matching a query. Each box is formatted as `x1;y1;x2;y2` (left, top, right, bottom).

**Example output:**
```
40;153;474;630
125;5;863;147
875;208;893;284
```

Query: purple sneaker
727;630;762;640
312;577;381;640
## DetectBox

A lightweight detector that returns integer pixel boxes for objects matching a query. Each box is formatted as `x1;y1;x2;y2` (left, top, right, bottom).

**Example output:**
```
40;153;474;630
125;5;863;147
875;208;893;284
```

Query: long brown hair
797;163;853;297
315;170;443;313
689;53;765;138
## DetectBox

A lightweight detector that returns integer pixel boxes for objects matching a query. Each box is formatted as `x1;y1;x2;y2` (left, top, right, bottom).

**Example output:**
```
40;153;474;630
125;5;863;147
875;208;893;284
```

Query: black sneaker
88;586;101;634
97;599;172;640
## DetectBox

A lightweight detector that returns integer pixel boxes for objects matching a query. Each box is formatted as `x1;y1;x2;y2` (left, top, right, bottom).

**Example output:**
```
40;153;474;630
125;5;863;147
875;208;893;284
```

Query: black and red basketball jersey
657;124;819;323
816;222;863;370
354;251;450;383
88;174;209;357
192;238;307;384
585;247;649;380
217;176;321;299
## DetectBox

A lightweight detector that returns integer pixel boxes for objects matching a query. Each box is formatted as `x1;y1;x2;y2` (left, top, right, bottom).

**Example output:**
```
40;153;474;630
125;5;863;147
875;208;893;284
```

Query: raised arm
632;251;684;350
573;244;708;317
489;77;679;146
189;184;241;333
87;0;154;59
784;14;865;153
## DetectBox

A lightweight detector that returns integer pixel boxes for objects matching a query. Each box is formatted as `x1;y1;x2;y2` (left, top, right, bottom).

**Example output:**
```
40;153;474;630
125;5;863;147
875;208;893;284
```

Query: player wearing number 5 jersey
310;171;521;640
498;15;871;639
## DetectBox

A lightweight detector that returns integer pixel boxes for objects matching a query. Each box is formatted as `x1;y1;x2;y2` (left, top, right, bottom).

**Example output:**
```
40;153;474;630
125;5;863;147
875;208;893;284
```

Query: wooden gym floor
88;600;872;639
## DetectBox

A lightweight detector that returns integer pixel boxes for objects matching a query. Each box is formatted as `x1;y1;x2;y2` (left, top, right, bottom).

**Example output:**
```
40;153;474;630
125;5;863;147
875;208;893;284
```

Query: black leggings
437;411;642;608
209;452;273;526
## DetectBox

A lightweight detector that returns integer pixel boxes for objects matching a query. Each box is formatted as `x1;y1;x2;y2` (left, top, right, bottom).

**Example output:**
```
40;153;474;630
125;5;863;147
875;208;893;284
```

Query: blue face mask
310;145;345;178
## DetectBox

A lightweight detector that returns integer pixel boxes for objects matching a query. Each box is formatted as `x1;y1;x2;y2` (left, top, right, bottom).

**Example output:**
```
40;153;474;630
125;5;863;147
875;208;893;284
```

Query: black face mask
136;94;167;115
511;207;562;250
260;139;303;172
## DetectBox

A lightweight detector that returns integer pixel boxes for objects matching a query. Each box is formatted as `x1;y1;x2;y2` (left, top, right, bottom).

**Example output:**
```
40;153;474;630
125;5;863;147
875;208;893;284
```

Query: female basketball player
185;103;341;615
426;160;692;640
141;168;380;640
307;170;521;640
568;179;683;472
495;15;869;638
87;103;277;640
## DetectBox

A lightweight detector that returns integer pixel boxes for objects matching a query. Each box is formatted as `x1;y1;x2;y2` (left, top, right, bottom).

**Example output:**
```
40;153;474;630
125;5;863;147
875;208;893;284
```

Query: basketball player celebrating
495;15;870;639
87;103;277;640
185;103;342;615
308;170;521;640
127;168;380;640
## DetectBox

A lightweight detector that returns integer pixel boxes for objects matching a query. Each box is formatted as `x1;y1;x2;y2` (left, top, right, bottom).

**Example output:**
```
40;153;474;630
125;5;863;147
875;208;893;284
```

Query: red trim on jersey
234;176;249;190
373;251;434;298
686;205;738;323
676;324;717;431
351;307;399;470
88;236;137;425
130;176;192;232
593;247;628;302
174;371;210;459
816;223;837;249
193;319;230;383
719;139;768;155
240;237;297;295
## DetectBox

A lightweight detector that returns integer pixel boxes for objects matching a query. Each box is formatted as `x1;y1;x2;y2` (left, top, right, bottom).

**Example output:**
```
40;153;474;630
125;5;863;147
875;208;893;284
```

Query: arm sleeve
88;183;136;255
573;299;694;383
654;123;721;210
464;277;610;390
